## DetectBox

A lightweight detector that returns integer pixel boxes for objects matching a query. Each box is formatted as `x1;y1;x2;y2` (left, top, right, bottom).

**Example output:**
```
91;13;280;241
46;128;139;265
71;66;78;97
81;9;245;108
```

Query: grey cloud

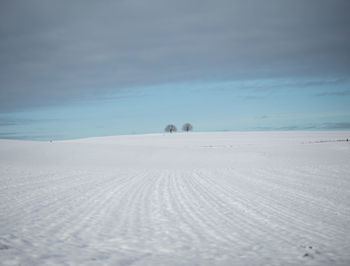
320;122;350;129
1;0;350;111
0;118;35;126
0;132;17;136
277;125;318;130
256;115;268;120
241;95;265;100
213;78;348;92
256;122;350;130
0;118;57;126
316;90;350;97
0;133;58;140
0;119;17;126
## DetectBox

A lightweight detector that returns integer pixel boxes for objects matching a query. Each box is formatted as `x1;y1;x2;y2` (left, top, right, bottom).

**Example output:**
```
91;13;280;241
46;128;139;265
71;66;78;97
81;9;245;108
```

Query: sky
0;0;350;140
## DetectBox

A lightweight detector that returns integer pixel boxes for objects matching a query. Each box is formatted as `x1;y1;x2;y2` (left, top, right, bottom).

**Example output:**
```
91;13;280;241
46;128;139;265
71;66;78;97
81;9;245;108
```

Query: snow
0;131;350;265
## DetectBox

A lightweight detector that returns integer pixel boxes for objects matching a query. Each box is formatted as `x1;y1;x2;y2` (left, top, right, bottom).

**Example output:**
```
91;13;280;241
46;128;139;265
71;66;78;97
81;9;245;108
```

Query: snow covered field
1;131;350;265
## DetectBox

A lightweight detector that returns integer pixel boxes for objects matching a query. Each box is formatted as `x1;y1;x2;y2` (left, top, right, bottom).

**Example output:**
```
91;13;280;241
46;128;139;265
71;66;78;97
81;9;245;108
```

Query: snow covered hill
1;131;350;265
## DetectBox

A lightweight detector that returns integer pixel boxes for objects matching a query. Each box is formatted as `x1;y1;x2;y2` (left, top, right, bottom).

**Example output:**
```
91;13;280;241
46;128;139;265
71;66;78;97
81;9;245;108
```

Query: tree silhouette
182;123;193;132
165;124;177;133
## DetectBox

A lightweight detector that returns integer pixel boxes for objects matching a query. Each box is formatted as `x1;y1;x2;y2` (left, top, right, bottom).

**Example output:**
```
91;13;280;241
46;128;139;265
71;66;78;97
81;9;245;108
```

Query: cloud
315;90;350;97
214;78;348;92
0;118;57;126
256;115;269;120
1;0;350;112
0;133;56;140
320;122;350;129
0;118;34;126
0;132;17;136
256;122;350;130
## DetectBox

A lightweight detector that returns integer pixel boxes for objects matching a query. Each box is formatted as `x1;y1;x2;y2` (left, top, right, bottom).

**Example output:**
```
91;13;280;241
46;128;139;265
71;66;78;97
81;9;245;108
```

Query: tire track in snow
1;161;350;265
255;167;350;241
198;168;328;241
181;171;252;243
194;168;320;251
167;171;210;245
244;167;349;239
196;167;350;260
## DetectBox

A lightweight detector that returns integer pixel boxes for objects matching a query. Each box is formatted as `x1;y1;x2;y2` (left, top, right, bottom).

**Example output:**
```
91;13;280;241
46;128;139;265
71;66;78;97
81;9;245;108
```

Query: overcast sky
1;0;350;140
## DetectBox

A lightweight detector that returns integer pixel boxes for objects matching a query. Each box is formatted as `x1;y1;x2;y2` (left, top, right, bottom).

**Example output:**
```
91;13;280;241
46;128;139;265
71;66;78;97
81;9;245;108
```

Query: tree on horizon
182;123;193;132
165;124;177;133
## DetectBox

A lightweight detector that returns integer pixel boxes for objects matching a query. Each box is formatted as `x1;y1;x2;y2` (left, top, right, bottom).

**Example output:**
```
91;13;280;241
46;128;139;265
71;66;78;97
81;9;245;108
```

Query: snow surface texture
0;131;350;265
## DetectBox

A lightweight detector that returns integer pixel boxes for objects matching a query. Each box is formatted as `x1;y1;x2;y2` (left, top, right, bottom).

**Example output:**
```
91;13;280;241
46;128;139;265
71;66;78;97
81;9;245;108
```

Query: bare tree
165;124;177;133
182;123;193;132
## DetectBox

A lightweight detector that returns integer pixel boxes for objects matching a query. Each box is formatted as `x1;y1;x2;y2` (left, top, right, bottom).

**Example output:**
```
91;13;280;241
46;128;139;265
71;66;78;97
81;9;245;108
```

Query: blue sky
1;0;350;140
1;77;349;140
